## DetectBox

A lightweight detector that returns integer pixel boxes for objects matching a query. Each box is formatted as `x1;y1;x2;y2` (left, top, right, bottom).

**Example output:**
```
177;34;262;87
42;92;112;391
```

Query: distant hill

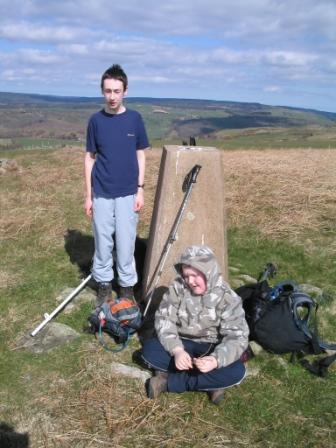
0;91;336;143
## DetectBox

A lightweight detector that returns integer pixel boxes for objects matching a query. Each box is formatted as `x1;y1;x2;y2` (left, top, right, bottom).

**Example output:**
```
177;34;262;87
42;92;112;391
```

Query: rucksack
236;272;336;377
87;297;142;352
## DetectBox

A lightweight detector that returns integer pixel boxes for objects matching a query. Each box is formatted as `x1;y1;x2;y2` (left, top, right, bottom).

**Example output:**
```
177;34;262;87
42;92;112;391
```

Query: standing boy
85;64;150;305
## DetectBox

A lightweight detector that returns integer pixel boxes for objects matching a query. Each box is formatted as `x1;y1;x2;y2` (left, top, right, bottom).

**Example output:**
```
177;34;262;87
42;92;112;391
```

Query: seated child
141;245;249;404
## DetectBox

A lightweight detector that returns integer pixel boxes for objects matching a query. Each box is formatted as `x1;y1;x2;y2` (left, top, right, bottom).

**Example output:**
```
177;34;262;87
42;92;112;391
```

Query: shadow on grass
64;229;94;277
0;422;29;448
63;228;148;295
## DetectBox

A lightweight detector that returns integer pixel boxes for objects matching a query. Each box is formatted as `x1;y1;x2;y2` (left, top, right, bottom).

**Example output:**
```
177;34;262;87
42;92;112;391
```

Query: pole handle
183;164;202;192
191;164;202;183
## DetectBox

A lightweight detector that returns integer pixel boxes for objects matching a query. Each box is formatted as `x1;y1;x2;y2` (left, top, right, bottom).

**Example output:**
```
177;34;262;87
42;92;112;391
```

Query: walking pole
30;273;92;337
257;263;277;282
143;164;202;317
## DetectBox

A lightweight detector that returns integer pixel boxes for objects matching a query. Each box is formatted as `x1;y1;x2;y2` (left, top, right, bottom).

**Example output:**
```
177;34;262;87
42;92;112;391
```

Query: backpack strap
319;340;336;351
291;292;336;354
291;293;318;338
300;353;336;377
289;292;336;376
98;322;135;353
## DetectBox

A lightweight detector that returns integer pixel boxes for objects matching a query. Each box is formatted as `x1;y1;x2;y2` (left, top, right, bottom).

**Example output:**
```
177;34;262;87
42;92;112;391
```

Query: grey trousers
92;195;138;286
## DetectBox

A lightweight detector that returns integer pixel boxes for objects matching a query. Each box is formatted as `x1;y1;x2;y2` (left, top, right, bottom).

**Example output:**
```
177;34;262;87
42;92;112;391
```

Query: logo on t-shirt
127;133;135;137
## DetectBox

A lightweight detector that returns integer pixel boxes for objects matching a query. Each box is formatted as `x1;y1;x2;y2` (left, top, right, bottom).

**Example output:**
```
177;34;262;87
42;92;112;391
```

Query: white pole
30;274;92;337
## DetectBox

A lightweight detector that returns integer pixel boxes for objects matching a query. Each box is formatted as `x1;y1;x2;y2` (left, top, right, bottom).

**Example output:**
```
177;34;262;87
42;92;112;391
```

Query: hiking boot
119;285;135;300
96;282;112;306
209;389;225;405
147;371;168;399
240;345;255;363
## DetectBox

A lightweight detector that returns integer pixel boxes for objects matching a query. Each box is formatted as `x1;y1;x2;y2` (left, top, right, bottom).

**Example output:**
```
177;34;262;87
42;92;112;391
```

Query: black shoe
83;321;96;334
208;389;225;405
147;371;168;399
119;285;135;300
240;345;255;363
96;282;112;306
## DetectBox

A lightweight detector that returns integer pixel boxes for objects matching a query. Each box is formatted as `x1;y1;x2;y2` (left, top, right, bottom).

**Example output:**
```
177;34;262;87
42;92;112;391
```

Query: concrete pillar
143;145;228;302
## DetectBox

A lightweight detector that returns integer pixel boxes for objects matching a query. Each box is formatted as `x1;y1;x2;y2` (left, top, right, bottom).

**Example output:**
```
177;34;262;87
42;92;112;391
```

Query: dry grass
1;147;335;247
1;149;82;247
1;147;335;294
223;149;336;245
26;354;251;447
0;148;160;246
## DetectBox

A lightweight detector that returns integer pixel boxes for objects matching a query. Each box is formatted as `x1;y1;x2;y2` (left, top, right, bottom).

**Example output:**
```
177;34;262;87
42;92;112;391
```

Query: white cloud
1;67;42;81
1;0;335;44
130;74;173;84
17;48;61;64
264;85;280;93
0;21;91;43
57;43;89;55
263;51;318;67
0;0;335;110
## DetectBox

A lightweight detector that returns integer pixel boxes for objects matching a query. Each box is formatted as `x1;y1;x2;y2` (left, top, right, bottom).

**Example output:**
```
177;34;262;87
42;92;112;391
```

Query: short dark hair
100;64;128;91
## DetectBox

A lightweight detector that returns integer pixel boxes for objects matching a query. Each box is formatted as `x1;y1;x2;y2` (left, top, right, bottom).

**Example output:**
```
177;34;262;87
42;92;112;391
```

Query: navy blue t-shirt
86;108;149;198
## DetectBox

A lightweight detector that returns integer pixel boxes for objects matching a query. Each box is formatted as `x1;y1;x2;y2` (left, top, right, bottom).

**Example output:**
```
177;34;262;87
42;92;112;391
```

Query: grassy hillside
1;92;336;149
0;146;335;446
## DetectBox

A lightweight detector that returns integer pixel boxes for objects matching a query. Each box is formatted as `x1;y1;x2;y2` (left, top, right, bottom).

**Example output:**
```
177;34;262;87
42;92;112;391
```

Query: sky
0;0;336;112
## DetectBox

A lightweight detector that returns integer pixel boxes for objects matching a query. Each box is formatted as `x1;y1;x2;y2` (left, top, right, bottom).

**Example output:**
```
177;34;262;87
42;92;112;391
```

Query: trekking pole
143;164;202;317
257;263;277;283
30;273;92;337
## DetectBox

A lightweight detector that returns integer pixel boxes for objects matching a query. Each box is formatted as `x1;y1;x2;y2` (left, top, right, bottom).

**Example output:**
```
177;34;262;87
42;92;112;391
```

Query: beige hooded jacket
155;245;249;368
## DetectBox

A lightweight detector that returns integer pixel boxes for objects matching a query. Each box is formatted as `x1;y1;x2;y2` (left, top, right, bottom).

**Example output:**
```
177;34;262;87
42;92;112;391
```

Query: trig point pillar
142;145;228;302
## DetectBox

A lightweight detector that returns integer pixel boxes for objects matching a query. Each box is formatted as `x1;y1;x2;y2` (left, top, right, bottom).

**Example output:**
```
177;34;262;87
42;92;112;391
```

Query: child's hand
134;189;144;211
172;348;193;370
85;197;93;218
193;356;218;373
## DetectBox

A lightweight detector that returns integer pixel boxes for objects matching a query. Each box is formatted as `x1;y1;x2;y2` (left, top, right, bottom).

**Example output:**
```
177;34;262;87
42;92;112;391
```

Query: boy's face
102;78;127;113
182;265;207;295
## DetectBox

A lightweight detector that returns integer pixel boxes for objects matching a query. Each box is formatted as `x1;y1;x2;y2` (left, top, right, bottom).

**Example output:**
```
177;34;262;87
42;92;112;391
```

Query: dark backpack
88;297;142;352
236;277;336;377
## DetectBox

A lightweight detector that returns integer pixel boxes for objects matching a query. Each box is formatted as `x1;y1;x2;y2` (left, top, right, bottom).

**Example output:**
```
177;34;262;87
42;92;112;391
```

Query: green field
0;146;335;446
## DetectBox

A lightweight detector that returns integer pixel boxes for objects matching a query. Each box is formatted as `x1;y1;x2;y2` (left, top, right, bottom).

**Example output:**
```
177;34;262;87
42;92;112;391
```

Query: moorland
1;91;336;149
0;92;335;447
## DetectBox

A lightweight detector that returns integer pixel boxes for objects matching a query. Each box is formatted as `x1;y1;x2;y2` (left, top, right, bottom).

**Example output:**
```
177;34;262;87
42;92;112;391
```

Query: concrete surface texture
143;145;228;302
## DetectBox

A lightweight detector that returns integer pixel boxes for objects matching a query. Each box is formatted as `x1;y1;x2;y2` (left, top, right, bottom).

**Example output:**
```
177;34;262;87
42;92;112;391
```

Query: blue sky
0;0;335;112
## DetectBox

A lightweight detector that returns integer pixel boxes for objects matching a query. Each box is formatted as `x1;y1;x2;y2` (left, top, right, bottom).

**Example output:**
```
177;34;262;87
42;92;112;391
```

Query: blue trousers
92;195;138;285
141;337;246;393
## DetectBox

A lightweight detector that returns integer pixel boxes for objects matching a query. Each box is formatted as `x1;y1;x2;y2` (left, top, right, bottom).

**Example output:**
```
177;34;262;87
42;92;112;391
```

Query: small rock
0;158;19;174
238;274;258;284
110;362;151;383
17;322;80;353
274;357;288;369
231;278;245;289
249;341;264;355
245;365;260;378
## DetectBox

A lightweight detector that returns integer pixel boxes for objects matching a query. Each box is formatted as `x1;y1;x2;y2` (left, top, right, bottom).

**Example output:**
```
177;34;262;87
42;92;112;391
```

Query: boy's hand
172;347;193;370
193;356;218;373
85;197;93;218
134;189;144;211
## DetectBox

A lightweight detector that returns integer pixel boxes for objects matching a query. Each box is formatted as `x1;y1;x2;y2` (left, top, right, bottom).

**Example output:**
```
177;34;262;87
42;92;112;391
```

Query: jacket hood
175;245;221;292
